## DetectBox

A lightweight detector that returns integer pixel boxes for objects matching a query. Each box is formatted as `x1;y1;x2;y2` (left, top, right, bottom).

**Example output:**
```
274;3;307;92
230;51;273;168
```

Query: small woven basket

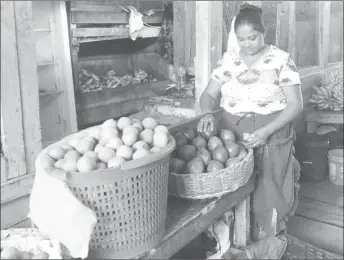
43;126;176;259
283;234;342;259
168;149;254;199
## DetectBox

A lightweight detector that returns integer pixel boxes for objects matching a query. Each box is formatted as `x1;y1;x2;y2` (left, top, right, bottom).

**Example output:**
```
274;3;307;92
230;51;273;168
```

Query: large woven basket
168;149;254;199
42;126;176;259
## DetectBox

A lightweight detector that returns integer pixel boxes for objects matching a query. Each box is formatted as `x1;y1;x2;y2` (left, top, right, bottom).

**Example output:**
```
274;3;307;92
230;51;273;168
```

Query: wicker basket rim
169;148;253;177
37;125;176;176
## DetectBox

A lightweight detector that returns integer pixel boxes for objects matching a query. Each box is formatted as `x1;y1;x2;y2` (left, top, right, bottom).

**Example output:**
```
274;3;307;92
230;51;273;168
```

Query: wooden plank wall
70;0;164;24
1;1;42;229
1;1;42;184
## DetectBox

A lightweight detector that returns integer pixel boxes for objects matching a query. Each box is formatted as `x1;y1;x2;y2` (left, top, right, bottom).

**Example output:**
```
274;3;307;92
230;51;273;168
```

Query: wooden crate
76;52;171;127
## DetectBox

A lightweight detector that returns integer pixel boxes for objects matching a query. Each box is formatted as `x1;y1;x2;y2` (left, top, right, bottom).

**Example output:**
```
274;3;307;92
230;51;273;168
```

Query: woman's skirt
220;110;301;240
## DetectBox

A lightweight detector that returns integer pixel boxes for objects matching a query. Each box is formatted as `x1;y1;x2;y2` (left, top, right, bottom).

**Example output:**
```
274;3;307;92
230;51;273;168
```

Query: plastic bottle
177;64;186;90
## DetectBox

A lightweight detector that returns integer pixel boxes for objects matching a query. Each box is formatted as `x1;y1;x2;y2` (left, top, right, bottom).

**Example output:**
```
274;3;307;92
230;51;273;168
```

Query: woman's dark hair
234;3;265;34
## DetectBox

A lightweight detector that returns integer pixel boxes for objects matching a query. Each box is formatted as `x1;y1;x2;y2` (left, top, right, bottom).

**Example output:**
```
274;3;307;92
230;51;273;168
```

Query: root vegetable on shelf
78;68;157;93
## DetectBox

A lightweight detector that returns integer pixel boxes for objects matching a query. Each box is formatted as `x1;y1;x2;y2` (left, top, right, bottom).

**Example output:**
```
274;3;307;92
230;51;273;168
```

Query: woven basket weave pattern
39;126;176;258
68;159;169;257
168;149;254;199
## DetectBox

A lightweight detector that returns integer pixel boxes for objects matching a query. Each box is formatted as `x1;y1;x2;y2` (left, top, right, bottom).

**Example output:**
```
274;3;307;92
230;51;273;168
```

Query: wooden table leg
234;197;251;247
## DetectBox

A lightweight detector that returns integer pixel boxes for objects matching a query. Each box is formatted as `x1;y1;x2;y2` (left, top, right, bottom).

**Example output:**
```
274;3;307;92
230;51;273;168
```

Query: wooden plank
194;1;223;114
287;1;296;61
71;3;125;12
13;1;42;174
71;11;162;24
194;1;211;114
1;156;8;183
278;1;290;51
209;1;223;73
296;197;343;228
1;173;35;205
136;174;256;259
72;0;134;6
0;1;27;180
234;197;251;247
304;109;344;125
183;2;192;67
54;1;78;134
173;1;185;71
319;2;331;68
299;181;343;207
73;26;161;38
275;2;282;47
287;215;343;256
189;2;196;67
78;98;149;126
70;24;80;95
1;195;30;230
77;81;164;109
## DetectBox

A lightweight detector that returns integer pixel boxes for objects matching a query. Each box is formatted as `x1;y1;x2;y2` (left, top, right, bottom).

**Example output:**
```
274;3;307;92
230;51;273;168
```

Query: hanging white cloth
127;6;144;41
227;16;240;54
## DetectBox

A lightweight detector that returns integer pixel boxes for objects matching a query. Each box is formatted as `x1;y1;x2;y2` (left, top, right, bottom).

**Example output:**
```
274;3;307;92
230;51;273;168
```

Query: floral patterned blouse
211;45;301;115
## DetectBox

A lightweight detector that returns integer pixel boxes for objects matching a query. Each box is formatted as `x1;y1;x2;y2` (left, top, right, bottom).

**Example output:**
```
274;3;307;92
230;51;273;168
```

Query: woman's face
236;24;265;56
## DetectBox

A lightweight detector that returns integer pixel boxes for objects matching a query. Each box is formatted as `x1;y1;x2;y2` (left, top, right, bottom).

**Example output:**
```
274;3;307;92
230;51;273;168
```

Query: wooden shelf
305;109;344;125
73;26;161;40
135;173;256;259
71;10;163;25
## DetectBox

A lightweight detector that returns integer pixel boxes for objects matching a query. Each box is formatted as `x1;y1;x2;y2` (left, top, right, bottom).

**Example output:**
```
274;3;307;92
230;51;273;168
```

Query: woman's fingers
203;120;210;133
197;121;203;133
209;120;215;132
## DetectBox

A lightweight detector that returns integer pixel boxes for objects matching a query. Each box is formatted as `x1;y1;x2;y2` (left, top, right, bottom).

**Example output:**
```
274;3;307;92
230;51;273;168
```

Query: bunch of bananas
308;70;343;111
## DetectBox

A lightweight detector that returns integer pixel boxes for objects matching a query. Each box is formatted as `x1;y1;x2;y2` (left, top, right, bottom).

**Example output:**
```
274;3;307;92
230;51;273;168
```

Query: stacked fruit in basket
78;69;156;93
170;127;248;175
308;70;343;111
41;117;171;173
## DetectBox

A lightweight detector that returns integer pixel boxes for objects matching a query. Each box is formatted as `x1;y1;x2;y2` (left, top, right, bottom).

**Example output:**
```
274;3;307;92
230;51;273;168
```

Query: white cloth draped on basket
28;157;97;259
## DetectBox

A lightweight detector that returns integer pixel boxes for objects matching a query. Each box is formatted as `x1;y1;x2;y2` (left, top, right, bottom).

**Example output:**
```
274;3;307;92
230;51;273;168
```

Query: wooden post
275;2;282;47
234;197;251;247
55;1;78;133
173;1;196;71
194;1;223;114
70;25;80;95
278;1;291;52
319;1;331;69
287;2;296;61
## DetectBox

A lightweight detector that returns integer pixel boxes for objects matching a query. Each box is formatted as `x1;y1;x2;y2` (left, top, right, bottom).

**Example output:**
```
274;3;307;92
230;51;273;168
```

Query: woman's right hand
197;113;216;134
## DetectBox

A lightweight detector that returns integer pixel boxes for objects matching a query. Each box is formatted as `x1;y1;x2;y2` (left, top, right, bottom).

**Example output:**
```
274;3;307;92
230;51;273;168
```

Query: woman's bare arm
199;79;223;114
264;84;303;136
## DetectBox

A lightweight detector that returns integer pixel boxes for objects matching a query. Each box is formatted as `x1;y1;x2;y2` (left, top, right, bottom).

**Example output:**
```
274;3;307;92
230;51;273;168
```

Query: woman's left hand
244;128;270;149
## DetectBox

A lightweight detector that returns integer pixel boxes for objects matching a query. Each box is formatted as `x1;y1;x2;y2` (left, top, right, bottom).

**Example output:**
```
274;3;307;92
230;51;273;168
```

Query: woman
198;3;302;248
